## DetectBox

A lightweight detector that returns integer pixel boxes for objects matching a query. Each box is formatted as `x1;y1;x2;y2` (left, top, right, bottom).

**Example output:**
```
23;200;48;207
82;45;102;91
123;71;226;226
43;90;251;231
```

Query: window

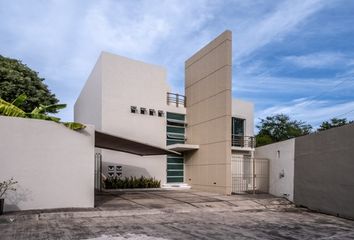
140;107;147;114
158;110;164;117
149;109;156;116
232;117;245;136
130;106;137;113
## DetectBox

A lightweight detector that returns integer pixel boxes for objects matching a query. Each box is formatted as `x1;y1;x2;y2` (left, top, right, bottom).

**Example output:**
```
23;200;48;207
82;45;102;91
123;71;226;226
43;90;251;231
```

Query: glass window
232;117;245;136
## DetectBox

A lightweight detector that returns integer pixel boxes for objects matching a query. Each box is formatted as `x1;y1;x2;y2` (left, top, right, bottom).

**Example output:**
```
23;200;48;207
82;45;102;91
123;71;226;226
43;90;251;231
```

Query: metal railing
232;135;256;148
167;92;186;107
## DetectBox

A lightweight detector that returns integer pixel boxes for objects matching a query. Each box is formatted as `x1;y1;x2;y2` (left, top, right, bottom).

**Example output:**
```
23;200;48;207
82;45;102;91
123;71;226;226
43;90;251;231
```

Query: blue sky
1;0;354;128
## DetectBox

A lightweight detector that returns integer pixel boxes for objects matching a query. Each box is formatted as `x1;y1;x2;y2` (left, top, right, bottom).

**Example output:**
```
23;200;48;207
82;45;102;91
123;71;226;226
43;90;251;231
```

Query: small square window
140;107;147;114
149;109;156;116
131;106;137;113
158;110;164;117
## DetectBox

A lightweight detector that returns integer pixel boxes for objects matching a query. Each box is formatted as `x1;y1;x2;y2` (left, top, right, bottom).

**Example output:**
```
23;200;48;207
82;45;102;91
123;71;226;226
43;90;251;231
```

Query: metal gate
231;155;269;194
94;152;102;191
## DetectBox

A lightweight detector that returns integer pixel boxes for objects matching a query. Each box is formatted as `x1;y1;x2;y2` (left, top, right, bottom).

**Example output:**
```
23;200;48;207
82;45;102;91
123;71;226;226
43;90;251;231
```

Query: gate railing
231;135;256;148
95;152;102;192
231;156;269;194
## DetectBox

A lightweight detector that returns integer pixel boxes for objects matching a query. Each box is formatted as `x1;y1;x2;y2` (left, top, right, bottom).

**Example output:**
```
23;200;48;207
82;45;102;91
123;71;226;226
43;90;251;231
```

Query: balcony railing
167;92;186;107
232;135;256;149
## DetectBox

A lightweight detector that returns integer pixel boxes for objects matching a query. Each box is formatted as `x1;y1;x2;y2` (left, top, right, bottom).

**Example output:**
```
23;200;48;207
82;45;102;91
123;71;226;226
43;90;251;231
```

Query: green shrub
104;176;161;189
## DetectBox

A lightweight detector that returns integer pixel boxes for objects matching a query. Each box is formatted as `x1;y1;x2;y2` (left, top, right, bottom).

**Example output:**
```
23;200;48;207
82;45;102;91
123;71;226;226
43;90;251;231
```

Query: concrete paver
1;189;353;240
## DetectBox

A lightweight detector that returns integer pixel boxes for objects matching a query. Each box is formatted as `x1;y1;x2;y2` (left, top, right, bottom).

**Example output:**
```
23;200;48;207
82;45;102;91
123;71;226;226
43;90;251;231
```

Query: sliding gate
231;155;269;194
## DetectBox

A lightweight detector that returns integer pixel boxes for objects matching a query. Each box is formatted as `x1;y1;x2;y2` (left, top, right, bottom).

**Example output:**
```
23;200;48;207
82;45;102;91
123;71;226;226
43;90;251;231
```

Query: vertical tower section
184;30;232;194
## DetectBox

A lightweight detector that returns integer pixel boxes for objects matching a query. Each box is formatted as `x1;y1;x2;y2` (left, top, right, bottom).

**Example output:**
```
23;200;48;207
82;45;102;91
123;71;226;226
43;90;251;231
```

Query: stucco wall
75;52;185;185
185;30;232;194
101;149;166;184
232;99;254;137
74;54;102;129
255;139;295;201
0;116;95;212
294;124;354;219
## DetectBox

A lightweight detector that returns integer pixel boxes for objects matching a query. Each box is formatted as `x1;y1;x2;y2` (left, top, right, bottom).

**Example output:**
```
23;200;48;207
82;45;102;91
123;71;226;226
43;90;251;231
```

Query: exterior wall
101;150;167;183
255;139;295;201
185;30;232;194
75;52;185;185
74;55;102;129
0;116;95;212
294;124;354;219
232;99;254;137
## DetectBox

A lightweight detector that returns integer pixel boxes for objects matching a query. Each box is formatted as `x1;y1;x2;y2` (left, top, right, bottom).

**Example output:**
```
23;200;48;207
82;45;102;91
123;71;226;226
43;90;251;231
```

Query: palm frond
63;122;86;130
0;98;27;117
27;112;61;122
11;93;27;107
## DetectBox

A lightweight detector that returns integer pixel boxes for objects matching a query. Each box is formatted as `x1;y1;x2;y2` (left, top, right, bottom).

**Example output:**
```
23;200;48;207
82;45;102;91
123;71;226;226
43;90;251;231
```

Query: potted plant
0;178;18;215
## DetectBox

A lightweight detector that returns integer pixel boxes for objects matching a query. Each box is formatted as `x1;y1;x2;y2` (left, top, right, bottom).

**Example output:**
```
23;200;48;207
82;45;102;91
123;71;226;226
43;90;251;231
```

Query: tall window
232;117;245;136
232;117;245;147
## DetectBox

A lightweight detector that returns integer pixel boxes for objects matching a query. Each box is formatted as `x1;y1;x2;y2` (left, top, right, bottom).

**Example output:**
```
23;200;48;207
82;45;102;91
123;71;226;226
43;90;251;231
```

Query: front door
167;154;184;183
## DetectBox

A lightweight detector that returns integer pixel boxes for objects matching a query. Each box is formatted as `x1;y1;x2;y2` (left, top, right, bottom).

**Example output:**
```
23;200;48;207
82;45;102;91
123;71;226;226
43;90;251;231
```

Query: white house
75;30;256;194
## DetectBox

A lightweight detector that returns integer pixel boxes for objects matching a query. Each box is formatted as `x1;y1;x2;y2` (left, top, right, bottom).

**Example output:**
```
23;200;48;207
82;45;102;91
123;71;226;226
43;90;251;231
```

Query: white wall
74;54;102;129
255;139;295;201
101;149;167;183
75;52;185;185
232;99;254;137
0;116;95;212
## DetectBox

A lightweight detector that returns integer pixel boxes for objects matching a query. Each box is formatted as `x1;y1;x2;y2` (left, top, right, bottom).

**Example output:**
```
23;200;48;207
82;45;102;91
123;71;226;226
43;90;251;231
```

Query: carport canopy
95;130;179;156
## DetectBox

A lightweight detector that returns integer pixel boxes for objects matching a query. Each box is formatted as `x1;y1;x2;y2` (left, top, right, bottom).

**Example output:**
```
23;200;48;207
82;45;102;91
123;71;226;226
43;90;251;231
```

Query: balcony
232;135;255;149
167;92;186;107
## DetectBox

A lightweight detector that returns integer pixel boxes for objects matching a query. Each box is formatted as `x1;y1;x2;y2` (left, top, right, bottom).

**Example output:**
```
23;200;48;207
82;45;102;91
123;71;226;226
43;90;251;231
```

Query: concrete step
162;183;191;189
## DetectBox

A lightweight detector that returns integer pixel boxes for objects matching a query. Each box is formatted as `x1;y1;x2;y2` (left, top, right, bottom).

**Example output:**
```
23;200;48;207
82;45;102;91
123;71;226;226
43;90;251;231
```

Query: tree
317;118;353;131
0;55;59;113
256;114;312;147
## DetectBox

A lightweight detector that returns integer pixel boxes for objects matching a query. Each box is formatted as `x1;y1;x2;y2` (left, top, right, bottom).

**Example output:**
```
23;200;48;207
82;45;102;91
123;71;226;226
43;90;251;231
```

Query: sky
1;0;354;129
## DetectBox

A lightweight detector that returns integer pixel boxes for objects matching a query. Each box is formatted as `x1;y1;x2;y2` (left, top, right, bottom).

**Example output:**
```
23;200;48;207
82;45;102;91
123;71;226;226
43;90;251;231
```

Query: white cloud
234;0;326;62
283;52;348;68
256;99;354;128
0;0;344;123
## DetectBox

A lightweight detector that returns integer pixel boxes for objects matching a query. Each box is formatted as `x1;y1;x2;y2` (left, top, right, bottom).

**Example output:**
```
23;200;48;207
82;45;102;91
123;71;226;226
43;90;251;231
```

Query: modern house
75;30;256;195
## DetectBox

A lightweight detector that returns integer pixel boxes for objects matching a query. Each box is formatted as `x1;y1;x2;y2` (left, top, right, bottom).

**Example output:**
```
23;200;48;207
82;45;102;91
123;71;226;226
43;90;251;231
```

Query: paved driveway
94;189;290;211
1;189;354;239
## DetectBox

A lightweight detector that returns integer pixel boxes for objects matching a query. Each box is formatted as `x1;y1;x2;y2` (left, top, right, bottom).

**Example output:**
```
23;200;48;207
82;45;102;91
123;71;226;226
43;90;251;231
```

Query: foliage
256;114;312;147
0;178;18;199
104;176;161;189
0;55;59;113
255;134;273;147
0;94;85;130
317;118;353;132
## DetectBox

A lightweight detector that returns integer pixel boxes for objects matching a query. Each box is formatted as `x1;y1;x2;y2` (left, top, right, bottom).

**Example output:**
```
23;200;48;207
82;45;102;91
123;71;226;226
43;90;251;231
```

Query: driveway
1;189;354;239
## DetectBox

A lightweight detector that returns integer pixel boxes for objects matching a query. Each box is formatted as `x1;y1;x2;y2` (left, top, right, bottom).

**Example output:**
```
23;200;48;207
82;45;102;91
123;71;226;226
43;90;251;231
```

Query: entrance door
167;154;184;183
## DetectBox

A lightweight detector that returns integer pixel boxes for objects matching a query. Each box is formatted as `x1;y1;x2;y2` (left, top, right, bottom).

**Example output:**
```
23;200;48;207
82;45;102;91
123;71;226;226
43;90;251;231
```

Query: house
75;30;256;195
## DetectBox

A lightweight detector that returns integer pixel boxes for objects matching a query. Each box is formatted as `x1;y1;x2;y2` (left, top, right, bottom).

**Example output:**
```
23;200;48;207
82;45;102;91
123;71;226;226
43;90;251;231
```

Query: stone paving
1;189;354;239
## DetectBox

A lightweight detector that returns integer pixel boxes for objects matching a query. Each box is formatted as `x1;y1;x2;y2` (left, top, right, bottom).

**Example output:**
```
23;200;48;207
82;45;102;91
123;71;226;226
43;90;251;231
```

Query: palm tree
0;94;85;130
